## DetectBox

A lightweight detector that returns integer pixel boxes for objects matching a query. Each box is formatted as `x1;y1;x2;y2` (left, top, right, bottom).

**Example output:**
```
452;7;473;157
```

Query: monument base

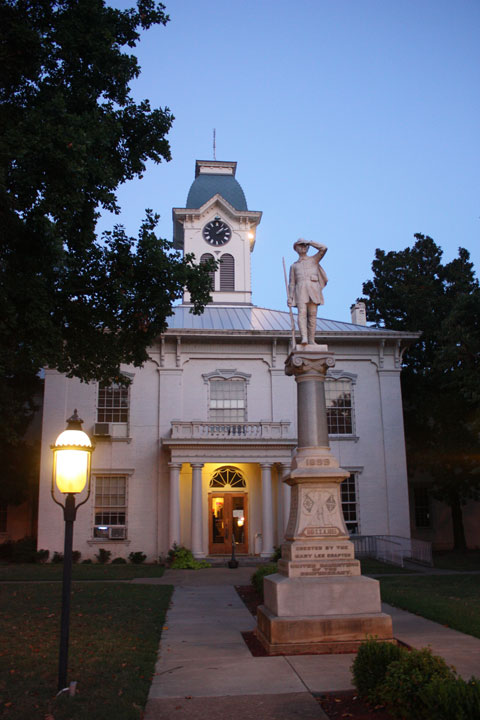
256;606;394;654
256;574;394;655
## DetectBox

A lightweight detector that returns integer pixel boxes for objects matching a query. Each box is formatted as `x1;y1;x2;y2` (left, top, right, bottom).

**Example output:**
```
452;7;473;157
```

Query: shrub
0;541;13;561
51;551;64;563
95;548;111;564
111;557;127;564
351;638;408;702
72;550;81;564
420;674;480;720
381;647;455;720
169;545;210;569
128;551;146;564
82;558;93;564
35;549;50;563
251;563;277;599
271;546;282;562
12;536;37;563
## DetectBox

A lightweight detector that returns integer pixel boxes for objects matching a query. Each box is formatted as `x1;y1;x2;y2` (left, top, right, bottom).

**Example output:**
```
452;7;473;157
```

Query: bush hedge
95;548;111;564
351;638;407;702
251;564;277;599
352;639;480;720
169;545;210;569
420;674;480;720
380;647;454;719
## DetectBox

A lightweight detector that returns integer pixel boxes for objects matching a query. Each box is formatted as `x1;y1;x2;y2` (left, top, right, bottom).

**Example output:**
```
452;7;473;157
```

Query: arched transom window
209;466;246;489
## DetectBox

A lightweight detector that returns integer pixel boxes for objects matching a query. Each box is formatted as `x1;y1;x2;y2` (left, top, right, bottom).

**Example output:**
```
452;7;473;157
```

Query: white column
168;462;182;548
281;464;291;533
260;463;274;558
190;463;205;558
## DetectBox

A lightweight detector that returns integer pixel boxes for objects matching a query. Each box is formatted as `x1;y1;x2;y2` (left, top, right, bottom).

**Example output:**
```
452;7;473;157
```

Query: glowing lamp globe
52;411;93;494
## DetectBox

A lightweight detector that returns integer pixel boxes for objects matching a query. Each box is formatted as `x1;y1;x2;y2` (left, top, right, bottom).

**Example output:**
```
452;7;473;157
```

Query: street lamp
51;409;94;692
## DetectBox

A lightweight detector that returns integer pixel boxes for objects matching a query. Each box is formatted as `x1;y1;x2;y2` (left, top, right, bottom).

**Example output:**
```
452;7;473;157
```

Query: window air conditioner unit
94;422;111;436
109;526;126;540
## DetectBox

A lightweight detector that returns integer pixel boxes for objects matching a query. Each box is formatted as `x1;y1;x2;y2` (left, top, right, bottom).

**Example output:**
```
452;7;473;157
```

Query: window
0;503;7;533
93;475;127;538
219;253;234;291
209;378;246;422
341;473;358;534
209;466;246;488
414;486;430;528
200;252;215;290
326;378;353;434
97;382;129;423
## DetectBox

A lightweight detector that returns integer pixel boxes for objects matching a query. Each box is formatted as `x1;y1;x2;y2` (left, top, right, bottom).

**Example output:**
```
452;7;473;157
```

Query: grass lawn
433;550;480;571
380;574;480;639
0;563;165;582
0;581;173;719
360;557;416;575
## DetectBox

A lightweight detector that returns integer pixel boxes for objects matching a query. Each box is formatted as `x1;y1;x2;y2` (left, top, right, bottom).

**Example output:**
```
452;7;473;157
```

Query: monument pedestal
257;574;393;654
256;348;394;654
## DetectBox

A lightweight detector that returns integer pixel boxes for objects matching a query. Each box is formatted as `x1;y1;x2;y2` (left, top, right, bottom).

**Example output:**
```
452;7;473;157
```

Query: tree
361;234;480;551
0;0;215;502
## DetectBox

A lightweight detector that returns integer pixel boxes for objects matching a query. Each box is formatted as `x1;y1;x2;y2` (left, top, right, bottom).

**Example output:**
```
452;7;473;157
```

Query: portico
163;422;295;558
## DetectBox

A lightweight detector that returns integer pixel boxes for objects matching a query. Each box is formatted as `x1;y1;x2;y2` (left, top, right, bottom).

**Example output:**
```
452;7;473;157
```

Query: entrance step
205;555;271;568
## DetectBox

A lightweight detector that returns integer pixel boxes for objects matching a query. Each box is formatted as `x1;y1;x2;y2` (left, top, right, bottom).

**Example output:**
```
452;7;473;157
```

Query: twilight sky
102;0;480;323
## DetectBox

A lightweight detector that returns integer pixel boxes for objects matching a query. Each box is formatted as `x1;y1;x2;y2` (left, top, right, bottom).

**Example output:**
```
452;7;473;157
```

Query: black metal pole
58;493;76;692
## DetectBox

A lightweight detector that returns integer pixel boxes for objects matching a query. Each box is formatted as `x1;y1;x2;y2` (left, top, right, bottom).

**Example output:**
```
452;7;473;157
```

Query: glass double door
209;493;248;554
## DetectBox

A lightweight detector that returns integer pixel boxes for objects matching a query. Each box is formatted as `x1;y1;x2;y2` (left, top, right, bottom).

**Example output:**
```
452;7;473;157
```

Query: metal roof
186;174;248;210
166;305;416;337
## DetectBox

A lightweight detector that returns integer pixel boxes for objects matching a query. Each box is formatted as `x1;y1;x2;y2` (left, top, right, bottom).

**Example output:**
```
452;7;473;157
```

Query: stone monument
256;241;393;654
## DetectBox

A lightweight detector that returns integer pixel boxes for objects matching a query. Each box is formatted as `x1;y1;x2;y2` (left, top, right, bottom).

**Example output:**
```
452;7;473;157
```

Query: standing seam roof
166;305;404;334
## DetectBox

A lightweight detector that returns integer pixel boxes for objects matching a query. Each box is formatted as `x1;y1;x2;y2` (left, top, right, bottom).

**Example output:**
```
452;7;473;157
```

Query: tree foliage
0;0;215;458
361;234;480;550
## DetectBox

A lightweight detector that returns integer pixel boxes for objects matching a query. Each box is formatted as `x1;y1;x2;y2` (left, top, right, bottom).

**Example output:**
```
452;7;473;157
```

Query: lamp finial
66;409;83;430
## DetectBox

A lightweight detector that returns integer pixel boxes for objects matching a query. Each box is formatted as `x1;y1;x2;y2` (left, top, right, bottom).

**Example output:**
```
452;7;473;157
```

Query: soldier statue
287;239;328;345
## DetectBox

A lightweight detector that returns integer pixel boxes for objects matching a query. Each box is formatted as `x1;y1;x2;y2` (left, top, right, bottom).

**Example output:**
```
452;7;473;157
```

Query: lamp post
51;410;94;692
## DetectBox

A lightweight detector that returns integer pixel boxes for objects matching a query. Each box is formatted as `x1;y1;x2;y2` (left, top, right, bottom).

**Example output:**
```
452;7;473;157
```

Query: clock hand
216;227;224;234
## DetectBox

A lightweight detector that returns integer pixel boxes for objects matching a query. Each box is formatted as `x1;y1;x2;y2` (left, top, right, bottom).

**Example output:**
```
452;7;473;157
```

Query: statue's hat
293;239;309;251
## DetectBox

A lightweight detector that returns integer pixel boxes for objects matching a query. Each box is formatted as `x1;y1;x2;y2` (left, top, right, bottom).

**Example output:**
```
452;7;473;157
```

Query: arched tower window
220;253;234;291
200;252;215;290
209;466;246;489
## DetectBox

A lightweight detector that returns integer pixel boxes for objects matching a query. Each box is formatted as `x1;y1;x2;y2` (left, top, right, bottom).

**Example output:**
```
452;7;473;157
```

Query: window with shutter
220;253;234;291
200;253;215;290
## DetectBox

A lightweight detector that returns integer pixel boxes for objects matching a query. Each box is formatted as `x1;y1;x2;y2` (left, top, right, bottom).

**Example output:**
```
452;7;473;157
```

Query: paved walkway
142;567;480;720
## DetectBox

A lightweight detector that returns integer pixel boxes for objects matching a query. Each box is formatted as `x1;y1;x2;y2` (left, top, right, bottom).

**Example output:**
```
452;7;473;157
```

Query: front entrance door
209;493;248;554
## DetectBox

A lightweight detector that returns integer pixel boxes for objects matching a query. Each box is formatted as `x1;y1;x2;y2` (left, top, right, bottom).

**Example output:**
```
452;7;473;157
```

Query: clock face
203;219;232;246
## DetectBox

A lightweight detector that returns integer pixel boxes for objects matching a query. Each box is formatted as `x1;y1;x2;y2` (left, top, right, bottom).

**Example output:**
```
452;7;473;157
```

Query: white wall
36;333;412;559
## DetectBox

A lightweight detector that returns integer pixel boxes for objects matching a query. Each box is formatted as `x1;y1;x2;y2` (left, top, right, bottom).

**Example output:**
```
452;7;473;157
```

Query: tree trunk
450;493;467;552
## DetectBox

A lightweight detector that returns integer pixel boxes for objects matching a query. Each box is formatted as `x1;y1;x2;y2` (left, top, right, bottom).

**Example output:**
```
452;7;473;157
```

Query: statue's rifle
282;257;296;352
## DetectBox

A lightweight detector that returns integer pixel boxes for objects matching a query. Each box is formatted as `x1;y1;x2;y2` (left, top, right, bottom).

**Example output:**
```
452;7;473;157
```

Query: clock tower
173;160;262;305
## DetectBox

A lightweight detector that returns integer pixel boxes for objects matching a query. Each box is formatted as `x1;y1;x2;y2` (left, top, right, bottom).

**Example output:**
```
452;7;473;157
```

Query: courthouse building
36;160;416;560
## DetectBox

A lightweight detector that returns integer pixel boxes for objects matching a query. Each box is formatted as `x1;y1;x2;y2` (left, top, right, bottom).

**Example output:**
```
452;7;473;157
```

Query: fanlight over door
208;466;247;554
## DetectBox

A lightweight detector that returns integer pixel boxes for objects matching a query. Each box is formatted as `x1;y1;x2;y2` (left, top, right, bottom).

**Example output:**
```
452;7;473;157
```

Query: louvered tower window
200;253;215;290
220;253;235;291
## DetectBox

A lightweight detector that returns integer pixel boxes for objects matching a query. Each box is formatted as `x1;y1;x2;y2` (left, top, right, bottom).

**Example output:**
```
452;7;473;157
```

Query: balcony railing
170;421;291;440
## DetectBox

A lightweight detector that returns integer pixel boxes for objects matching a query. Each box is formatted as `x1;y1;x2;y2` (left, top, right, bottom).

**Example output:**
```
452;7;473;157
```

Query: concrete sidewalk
143;568;480;720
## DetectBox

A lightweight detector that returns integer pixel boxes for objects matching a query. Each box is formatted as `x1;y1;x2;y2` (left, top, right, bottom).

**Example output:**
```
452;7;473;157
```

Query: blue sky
103;0;480;322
